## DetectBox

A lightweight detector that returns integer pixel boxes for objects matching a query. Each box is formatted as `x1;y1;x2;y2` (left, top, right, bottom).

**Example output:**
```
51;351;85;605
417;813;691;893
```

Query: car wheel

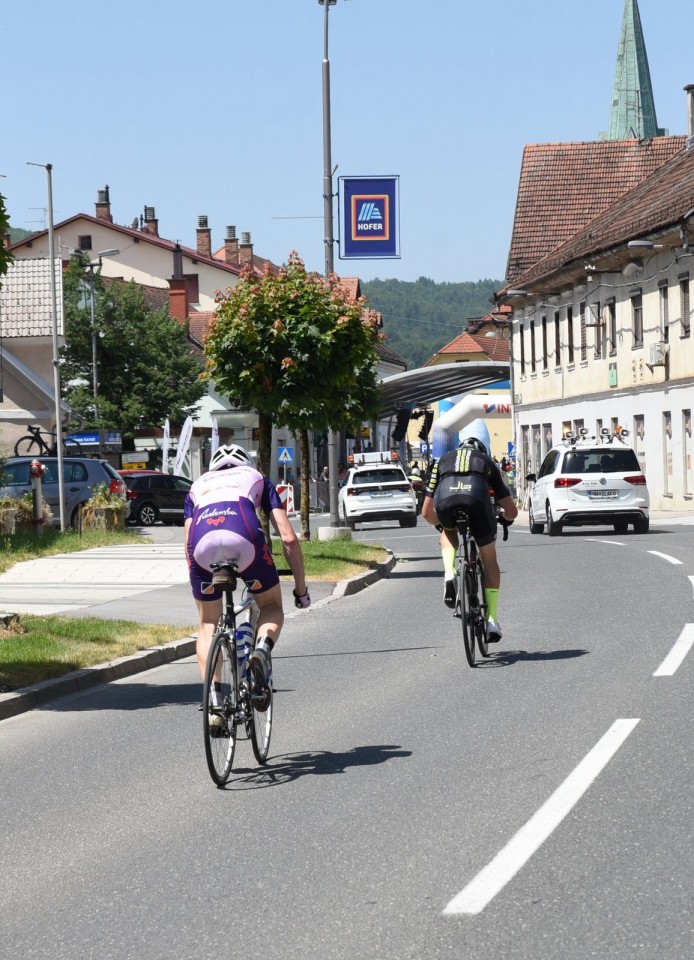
633;516;650;534
546;502;561;537
399;516;417;528
613;520;629;533
528;502;544;534
137;502;158;526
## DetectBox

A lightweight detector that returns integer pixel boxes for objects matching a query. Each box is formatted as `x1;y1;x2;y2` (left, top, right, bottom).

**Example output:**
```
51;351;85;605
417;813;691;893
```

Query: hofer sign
339;176;400;260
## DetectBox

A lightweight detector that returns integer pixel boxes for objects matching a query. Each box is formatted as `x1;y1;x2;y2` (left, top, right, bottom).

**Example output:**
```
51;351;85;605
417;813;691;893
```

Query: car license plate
588;490;617;499
370;491;391;498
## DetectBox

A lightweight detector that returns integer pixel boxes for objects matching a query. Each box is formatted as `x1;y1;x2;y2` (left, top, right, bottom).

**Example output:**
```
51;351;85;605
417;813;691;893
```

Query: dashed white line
584;538;624;546
443;718;640;916
653;624;694;676
647;550;682;565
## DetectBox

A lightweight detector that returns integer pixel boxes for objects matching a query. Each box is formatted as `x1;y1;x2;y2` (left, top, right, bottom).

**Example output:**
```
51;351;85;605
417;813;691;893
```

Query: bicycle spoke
203;632;238;786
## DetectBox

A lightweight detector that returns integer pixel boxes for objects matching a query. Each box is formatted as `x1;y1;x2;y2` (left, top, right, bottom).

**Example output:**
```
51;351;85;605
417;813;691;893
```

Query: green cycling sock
442;545;456;579
485;587;499;622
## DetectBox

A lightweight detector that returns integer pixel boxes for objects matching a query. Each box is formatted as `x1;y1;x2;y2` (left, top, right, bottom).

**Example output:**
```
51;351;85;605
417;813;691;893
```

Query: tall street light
27;161;65;530
74;249;120;455
319;0;340;527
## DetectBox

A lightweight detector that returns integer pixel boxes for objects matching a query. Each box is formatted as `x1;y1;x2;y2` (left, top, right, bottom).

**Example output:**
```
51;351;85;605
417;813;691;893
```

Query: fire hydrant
29;460;46;538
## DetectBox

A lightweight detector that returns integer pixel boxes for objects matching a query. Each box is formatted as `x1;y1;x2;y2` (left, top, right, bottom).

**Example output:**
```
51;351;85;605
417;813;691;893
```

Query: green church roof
601;0;666;140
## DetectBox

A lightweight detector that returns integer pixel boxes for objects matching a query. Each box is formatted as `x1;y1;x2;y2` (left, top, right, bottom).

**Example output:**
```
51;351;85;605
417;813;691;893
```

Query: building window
541;316;548;370
607;299;617;356
579;300;587;361
664;411;673;495
554;311;561;367
78;235;92;251
519;323;525;376
683;409;692;497
591;301;602;359
530;320;536;373
562;420;571;439
679;274;690;338
659;282;669;343
567;306;574;364
543;423;553;455
631;291;643;347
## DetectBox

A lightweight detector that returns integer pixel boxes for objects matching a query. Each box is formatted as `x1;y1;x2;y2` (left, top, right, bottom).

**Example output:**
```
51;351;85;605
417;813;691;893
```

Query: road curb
0;550;396;721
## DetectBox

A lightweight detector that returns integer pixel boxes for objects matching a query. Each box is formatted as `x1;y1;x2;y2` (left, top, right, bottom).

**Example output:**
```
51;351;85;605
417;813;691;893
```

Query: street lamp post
319;0;340;527
75;249;119;455
27;161;66;530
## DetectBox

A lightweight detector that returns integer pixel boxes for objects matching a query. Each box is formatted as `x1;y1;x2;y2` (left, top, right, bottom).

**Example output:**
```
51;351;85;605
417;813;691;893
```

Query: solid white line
648;550;682;565
584;538;624;546
689;576;694;599
442;718;640;916
653;624;694;676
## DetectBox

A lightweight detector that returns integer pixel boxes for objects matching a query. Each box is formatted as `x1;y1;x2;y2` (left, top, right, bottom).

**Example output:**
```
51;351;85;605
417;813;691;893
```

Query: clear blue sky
3;0;692;284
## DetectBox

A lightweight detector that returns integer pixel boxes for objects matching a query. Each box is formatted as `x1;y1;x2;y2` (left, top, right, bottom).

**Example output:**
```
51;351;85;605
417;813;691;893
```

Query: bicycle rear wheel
475;558;489;658
460;560;476;668
203;631;238;786
14;436;41;456
249;657;273;764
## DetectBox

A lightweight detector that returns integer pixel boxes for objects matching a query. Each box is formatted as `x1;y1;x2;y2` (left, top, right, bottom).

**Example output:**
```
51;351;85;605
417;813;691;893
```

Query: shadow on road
221;743;412;790
477;648;589;668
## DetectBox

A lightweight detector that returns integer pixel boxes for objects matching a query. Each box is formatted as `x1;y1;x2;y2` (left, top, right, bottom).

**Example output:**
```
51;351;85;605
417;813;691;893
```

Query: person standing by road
184;444;310;703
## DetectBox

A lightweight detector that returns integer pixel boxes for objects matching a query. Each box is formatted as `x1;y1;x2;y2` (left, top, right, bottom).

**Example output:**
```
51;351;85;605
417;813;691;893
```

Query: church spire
602;0;666;140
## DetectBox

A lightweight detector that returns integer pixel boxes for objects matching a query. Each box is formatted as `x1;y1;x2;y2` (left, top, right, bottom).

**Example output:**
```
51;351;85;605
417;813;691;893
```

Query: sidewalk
0;543;396;721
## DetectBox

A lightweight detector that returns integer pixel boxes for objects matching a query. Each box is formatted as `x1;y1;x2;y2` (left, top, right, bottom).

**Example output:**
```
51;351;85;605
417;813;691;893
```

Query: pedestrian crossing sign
278;447;293;464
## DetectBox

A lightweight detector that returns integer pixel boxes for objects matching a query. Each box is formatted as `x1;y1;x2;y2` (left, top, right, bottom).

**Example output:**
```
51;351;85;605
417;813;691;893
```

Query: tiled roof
505;137;685;283
429;330;509;364
511;142;694;290
0;257;64;337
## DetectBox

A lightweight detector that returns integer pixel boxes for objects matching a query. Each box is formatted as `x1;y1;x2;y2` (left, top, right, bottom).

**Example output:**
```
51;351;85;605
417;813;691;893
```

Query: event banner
338;176;400;260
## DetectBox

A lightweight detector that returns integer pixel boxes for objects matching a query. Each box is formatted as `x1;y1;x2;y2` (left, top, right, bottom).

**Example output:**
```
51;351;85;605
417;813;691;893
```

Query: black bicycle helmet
209;443;254;471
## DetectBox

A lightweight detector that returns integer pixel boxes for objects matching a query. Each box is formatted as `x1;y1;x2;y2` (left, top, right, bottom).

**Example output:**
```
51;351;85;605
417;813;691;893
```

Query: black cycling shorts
434;473;497;547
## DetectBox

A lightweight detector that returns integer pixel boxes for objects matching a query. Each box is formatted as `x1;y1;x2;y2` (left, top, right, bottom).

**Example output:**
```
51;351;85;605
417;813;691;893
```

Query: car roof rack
561;427;631;447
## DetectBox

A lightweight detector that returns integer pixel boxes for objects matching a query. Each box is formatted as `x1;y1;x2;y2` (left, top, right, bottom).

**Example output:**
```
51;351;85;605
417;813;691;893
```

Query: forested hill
361;276;503;369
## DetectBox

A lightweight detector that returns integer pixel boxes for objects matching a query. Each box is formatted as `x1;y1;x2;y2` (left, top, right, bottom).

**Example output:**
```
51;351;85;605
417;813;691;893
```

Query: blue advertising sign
338;176;400;260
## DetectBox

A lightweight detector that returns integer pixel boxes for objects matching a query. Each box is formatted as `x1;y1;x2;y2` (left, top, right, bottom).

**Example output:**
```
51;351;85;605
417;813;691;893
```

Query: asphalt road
1;514;692;960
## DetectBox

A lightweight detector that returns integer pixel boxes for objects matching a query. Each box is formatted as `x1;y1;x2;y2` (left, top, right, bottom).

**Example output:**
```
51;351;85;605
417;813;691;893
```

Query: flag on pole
211;418;219;458
162;418;170;473
173;416;193;475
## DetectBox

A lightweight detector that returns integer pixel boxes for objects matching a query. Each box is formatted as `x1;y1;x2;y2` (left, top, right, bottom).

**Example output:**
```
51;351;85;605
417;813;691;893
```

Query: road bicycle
202;559;272;787
14;424;83;458
451;508;489;668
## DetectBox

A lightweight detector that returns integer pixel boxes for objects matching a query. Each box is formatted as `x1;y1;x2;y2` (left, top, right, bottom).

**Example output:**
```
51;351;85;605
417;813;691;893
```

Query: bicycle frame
453;511;489;667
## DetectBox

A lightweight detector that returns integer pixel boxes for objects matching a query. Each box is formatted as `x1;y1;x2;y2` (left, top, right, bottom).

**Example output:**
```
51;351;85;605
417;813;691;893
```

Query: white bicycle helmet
209;443;254;471
459;436;488;457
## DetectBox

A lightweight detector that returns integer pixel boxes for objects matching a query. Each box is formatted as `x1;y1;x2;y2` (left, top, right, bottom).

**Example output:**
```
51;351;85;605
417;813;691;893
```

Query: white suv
338;452;417;530
526;430;650;536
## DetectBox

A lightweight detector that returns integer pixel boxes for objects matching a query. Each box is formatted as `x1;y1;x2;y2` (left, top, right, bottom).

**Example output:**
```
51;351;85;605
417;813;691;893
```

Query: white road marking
647;550;682;565
689;576;694;599
443;718;640;916
653;624;694;676
583;538;624;546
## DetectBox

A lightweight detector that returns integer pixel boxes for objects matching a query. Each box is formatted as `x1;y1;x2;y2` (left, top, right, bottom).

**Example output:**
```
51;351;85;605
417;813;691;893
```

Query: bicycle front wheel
203;631;238;786
460;561;476;668
249;660;273;765
14;436;41;456
62;438;83;456
475;558;489;659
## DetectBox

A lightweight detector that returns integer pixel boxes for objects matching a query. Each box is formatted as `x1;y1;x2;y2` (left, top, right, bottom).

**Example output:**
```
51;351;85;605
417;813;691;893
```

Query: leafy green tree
0;194;13;280
60;256;206;443
205;252;382;538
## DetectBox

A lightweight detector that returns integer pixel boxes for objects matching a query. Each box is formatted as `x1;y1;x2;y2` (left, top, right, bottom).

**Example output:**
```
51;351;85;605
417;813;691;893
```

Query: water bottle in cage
235;622;254;680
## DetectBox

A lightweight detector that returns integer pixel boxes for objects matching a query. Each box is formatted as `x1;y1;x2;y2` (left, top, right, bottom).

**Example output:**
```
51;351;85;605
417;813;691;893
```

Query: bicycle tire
203;631;238;786
249;651;273;765
63;438;83;456
475;557;490;658
460;558;476;668
14;436;42;457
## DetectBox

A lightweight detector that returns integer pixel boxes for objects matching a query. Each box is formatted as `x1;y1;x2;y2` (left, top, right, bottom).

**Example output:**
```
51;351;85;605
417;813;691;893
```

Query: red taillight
625;474;647;485
554;477;582;488
126;489;138;501
109;480;125;495
346;487;357;497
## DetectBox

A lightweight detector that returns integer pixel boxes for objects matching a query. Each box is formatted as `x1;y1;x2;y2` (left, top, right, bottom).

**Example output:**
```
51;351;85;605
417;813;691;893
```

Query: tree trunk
299;428;311;541
258;410;273;547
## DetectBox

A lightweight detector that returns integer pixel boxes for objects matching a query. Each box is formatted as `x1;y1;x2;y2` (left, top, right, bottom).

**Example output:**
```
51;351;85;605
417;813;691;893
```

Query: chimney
143;205;159;236
95;185;113;222
196;215;212;258
239;231;254;266
685;84;694;148
172;242;184;280
224;225;239;266
169;278;189;325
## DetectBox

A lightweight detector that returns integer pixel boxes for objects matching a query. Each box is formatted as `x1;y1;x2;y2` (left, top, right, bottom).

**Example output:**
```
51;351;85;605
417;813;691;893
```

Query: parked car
526;429;650;535
0;456;126;528
119;471;193;526
337;451;417;530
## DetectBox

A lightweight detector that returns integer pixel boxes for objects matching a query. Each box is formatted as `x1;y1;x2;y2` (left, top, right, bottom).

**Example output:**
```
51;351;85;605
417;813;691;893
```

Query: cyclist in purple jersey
184;444;310;700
